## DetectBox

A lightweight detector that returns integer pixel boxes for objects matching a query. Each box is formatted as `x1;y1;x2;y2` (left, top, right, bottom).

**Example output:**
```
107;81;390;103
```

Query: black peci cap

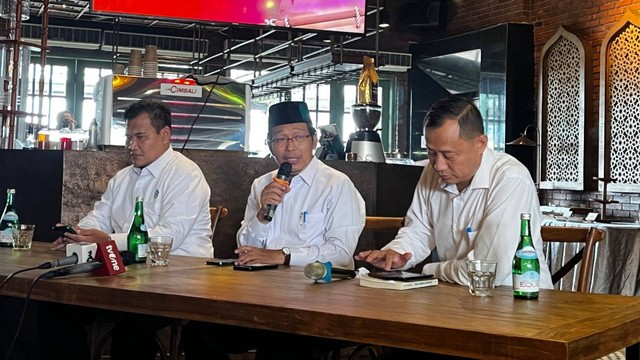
268;101;313;130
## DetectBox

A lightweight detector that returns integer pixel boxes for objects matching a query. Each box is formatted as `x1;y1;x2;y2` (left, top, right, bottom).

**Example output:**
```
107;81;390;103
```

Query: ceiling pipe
202;7;382;77
192;30;277;65
205;32;317;76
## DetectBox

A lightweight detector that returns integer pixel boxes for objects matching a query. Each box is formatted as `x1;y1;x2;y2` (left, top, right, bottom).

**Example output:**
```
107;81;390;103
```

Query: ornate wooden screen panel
539;26;590;190
599;10;640;193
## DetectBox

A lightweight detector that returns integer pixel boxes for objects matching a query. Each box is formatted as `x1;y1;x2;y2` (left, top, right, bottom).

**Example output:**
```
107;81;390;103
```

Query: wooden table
2;242;640;360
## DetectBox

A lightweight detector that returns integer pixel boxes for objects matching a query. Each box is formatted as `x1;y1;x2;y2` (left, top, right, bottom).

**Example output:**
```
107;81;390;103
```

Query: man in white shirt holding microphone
183;101;366;360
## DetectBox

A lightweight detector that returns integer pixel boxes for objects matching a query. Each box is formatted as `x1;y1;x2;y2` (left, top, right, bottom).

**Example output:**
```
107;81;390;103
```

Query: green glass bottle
0;189;19;247
512;213;540;299
128;196;149;263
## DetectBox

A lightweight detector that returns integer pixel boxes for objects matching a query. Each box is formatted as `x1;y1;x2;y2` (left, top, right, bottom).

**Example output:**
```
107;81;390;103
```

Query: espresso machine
346;104;385;162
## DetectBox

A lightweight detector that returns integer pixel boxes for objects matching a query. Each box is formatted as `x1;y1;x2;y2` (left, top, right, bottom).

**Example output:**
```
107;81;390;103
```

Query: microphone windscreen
93;240;127;276
277;162;292;178
304;261;331;282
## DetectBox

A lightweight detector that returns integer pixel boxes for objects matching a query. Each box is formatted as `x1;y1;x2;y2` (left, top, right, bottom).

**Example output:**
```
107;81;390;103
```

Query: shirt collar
132;147;173;178
469;148;493;189
440;148;493;193
292;156;318;187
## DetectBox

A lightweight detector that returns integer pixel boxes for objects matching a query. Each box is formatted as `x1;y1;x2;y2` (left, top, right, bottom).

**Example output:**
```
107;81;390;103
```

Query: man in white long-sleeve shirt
235;100;365;268
183;101;365;360
41;99;213;360
357;96;553;289
53;99;212;257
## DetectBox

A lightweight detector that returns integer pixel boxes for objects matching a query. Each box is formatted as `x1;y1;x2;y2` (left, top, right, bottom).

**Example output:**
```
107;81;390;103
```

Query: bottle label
515;245;538;260
0;211;18;243
137;243;148;259
0;229;13;243
513;271;540;292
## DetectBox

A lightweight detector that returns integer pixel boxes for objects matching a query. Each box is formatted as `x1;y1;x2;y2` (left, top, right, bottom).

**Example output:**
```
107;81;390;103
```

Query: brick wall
416;0;640;221
529;0;640;220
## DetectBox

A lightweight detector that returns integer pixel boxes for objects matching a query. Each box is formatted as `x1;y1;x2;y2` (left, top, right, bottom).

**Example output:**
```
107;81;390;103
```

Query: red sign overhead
91;0;367;34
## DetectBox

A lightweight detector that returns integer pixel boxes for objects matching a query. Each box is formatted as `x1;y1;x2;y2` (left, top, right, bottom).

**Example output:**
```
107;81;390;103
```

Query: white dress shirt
237;157;365;268
383;149;553;288
78;147;213;258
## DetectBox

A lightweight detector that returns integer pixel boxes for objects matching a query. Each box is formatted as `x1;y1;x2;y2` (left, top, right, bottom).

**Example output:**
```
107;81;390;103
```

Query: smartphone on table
233;264;278;271
205;258;237;266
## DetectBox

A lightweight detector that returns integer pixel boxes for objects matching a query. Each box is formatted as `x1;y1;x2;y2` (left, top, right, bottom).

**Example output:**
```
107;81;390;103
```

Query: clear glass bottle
24;123;36;149
127;196;149;263
0;188;19;247
512;213;540;299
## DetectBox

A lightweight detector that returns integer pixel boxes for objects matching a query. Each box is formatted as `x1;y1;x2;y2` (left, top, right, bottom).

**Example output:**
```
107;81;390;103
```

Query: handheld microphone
264;162;292;222
304;261;356;282
43;240;131;279
37;253;79;269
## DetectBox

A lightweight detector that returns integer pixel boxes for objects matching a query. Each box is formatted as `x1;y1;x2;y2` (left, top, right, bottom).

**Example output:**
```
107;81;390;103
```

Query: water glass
60;137;72;150
13;224;35;250
148;236;173;266
467;260;497;296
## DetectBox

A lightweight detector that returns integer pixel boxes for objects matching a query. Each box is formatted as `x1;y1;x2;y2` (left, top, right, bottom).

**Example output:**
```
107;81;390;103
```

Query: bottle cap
135;196;144;201
7;189;15;194
520;213;531;219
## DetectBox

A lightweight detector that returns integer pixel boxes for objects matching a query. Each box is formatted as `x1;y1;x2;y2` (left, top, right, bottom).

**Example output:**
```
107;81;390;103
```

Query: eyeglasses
266;134;312;147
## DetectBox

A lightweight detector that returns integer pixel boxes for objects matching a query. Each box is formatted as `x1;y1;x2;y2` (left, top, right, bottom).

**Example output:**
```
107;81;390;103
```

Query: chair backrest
364;216;405;231
540;226;605;292
209;206;229;241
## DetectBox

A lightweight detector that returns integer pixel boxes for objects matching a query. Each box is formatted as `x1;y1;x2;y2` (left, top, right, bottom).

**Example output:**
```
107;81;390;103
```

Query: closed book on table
358;268;438;290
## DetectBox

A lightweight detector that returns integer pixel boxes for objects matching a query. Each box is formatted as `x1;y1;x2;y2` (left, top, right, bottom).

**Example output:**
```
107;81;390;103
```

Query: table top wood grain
2;242;640;360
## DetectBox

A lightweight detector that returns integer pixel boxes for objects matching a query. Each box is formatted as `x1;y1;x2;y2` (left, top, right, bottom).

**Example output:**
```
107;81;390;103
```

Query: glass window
305;85;317;110
82;67;112;129
26;64;68;128
317;84;330;111
290;87;304;102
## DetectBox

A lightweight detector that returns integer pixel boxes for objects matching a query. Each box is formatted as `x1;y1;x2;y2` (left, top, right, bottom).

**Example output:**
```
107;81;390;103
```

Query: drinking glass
467;260;497;296
13;224;35;250
148;236;173;266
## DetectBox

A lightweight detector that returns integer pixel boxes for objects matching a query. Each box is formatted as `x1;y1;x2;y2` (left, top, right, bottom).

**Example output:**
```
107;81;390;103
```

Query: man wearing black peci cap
234;100;365;268
182;101;366;360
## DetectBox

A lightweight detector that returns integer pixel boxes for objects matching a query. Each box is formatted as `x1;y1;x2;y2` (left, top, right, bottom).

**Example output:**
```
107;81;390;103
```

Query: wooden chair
322;217;405;360
167;206;229;360
92;207;230;360
364;216;405;231
209;206;229;245
540;226;605;292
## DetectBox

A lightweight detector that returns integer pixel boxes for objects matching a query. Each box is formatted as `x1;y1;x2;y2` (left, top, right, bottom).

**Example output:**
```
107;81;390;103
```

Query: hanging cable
3;272;49;360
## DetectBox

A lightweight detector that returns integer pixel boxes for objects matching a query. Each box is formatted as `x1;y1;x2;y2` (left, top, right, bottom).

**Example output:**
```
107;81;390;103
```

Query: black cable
3;272;48;360
0;255;79;291
0;265;43;291
179;74;220;153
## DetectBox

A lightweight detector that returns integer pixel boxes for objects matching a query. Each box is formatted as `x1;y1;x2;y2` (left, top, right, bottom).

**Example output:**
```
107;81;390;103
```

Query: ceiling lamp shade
506;124;539;146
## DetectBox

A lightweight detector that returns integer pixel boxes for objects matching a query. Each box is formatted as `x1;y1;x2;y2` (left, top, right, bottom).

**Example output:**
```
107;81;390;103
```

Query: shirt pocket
466;230;478;245
144;198;162;225
299;212;324;241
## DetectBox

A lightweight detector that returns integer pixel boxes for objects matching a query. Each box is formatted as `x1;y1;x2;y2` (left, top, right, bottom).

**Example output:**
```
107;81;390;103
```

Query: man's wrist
281;247;291;265
257;206;268;223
